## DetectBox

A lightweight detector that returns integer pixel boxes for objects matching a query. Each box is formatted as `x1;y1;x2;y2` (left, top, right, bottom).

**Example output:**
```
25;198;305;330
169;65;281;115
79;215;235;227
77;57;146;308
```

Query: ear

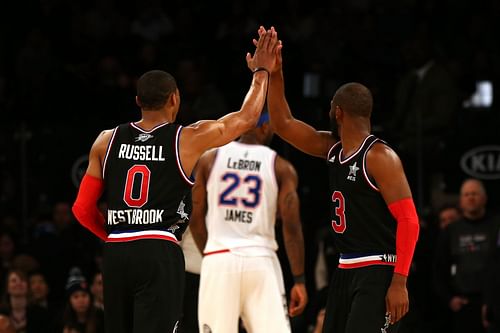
170;89;179;106
335;105;342;120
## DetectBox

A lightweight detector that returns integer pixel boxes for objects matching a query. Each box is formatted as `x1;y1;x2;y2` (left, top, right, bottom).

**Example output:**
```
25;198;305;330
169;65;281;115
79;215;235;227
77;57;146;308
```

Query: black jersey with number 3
102;122;193;239
327;135;396;254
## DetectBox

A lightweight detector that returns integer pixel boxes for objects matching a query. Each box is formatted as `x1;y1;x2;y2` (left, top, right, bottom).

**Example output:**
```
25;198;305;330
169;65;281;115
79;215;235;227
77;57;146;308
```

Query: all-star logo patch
347;162;359;181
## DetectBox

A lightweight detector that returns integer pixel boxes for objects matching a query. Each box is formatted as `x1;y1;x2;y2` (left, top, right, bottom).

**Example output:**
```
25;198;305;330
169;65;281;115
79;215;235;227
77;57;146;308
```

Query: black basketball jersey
103;122;193;240
327;135;396;254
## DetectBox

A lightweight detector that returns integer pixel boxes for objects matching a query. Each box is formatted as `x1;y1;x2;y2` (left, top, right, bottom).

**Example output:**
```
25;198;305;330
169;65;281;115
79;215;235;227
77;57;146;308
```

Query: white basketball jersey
204;141;279;255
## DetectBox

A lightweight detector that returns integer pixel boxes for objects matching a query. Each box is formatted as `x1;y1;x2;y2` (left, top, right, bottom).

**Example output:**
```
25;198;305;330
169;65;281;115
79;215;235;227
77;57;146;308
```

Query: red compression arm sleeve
72;174;108;241
388;198;420;276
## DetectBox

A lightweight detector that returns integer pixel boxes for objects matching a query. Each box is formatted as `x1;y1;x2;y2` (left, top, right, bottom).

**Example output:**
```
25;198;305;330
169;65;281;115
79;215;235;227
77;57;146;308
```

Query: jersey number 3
331;191;346;233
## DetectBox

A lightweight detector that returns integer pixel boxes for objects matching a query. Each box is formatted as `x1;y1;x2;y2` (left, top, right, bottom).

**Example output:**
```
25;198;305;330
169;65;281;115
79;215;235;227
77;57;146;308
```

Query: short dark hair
332;82;373;118
136;70;177;110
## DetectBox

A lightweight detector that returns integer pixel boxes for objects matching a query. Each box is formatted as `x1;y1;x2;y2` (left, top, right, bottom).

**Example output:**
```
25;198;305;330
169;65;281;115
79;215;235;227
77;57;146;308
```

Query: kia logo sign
460;145;500;180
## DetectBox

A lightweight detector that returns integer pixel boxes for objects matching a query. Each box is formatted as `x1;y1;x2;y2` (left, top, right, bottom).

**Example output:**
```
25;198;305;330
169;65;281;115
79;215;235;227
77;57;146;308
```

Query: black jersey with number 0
103;122;193;239
327;135;396;254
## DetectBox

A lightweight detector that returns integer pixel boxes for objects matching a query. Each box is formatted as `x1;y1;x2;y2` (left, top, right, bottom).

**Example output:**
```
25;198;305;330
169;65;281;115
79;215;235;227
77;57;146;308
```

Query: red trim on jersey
338;261;396;269
204;249;230;256
72;174;108;241
388;198;420;276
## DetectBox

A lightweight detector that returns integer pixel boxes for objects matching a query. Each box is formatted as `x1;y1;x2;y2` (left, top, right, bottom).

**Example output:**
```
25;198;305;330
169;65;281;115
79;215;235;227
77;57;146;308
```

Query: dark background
0;0;499;331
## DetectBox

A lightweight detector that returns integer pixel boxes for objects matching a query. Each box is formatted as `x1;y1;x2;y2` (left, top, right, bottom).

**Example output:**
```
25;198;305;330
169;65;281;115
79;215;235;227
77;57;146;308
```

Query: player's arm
267;46;335;159
366;143;419;324
179;29;279;176
72;130;113;241
275;155;308;317
189;149;216;254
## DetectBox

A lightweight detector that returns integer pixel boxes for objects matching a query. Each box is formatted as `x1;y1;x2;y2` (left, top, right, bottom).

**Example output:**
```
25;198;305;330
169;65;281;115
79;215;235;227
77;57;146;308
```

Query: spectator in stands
89;272;103;311
438;204;462;230
61;268;104;333
0;269;51;332
388;21;460;212
433;178;500;333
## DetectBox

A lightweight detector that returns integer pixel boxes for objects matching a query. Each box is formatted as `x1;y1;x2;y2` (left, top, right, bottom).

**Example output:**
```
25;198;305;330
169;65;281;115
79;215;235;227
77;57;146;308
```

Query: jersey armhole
175;125;195;186
362;139;382;192
102;126;119;179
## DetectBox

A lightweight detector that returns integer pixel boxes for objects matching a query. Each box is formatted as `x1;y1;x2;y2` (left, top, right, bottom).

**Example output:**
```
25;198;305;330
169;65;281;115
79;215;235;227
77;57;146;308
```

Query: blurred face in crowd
53;202;72;229
30;273;49;302
0;233;15;260
438;207;461;230
7;271;28;298
70;290;91;315
91;273;103;304
459;179;487;219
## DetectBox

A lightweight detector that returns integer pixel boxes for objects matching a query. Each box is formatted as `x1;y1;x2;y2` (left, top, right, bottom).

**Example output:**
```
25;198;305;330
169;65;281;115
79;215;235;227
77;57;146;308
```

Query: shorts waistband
338;253;396;269
106;230;178;244
203;249;230;256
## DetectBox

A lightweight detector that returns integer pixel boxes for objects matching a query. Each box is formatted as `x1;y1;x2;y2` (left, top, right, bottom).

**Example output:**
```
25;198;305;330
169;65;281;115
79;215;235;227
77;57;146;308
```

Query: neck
138;110;174;129
464;209;485;220
238;134;260;145
76;311;87;323
10;296;27;311
340;121;371;155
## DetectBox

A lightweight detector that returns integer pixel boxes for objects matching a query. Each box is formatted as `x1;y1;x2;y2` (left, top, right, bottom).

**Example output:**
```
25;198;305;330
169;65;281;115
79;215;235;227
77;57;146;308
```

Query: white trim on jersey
102;126;119;179
326;141;341;161
175;126;195;186
130;121;170;133
339;134;374;164
107;230;178;243
362;139;381;192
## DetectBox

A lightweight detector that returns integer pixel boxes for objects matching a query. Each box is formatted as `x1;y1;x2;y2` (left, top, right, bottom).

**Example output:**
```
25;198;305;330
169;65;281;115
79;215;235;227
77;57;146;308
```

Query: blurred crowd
1;0;500;332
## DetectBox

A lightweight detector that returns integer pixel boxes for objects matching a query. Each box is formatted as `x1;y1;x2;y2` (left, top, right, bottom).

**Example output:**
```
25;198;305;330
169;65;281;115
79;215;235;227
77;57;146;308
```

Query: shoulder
194;148;218;180
275;155;298;182
92;128;115;149
366;141;402;169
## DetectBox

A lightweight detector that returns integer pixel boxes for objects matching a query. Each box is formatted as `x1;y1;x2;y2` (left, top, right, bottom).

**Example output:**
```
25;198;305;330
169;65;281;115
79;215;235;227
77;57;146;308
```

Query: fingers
269;26;279;53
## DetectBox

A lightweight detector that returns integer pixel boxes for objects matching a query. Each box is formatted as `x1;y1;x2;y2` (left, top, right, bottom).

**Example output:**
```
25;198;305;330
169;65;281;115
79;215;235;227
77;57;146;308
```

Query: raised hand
246;26;281;74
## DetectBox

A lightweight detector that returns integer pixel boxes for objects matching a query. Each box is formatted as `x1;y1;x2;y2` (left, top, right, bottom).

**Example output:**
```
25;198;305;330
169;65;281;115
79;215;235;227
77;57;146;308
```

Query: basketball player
71;28;281;333
190;112;308;333
261;27;420;332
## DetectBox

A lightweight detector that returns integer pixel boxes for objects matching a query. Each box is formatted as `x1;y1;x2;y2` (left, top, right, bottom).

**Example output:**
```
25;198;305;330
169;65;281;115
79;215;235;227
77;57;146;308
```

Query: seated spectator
0;269;51;332
60;268;104;333
438;204;462;230
89;272;103;311
28;270;59;326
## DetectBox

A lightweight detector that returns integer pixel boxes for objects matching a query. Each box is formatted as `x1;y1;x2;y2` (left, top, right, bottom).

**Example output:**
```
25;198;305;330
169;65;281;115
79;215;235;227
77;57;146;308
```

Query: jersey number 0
123;165;151;208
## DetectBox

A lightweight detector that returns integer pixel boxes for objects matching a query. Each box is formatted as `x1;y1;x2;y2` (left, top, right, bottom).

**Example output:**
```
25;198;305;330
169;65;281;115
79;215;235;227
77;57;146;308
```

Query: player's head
255;112;273;145
329;82;373;136
136;70;180;114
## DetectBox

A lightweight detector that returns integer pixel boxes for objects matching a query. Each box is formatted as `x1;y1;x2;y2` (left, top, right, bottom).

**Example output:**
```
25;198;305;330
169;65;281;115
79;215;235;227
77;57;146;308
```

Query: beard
330;117;340;141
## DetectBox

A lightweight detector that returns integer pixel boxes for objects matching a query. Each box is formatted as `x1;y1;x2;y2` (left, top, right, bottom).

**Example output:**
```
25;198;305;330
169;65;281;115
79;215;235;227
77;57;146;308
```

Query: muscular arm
267;50;335;158
275;155;308;316
367;143;419;323
189;150;216;254
72;130;113;241
179;29;279;177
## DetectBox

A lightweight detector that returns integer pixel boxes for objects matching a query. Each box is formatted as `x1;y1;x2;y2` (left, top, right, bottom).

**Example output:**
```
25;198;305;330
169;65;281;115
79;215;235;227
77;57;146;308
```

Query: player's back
103;122;193;242
327;135;396;256
204;141;278;255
